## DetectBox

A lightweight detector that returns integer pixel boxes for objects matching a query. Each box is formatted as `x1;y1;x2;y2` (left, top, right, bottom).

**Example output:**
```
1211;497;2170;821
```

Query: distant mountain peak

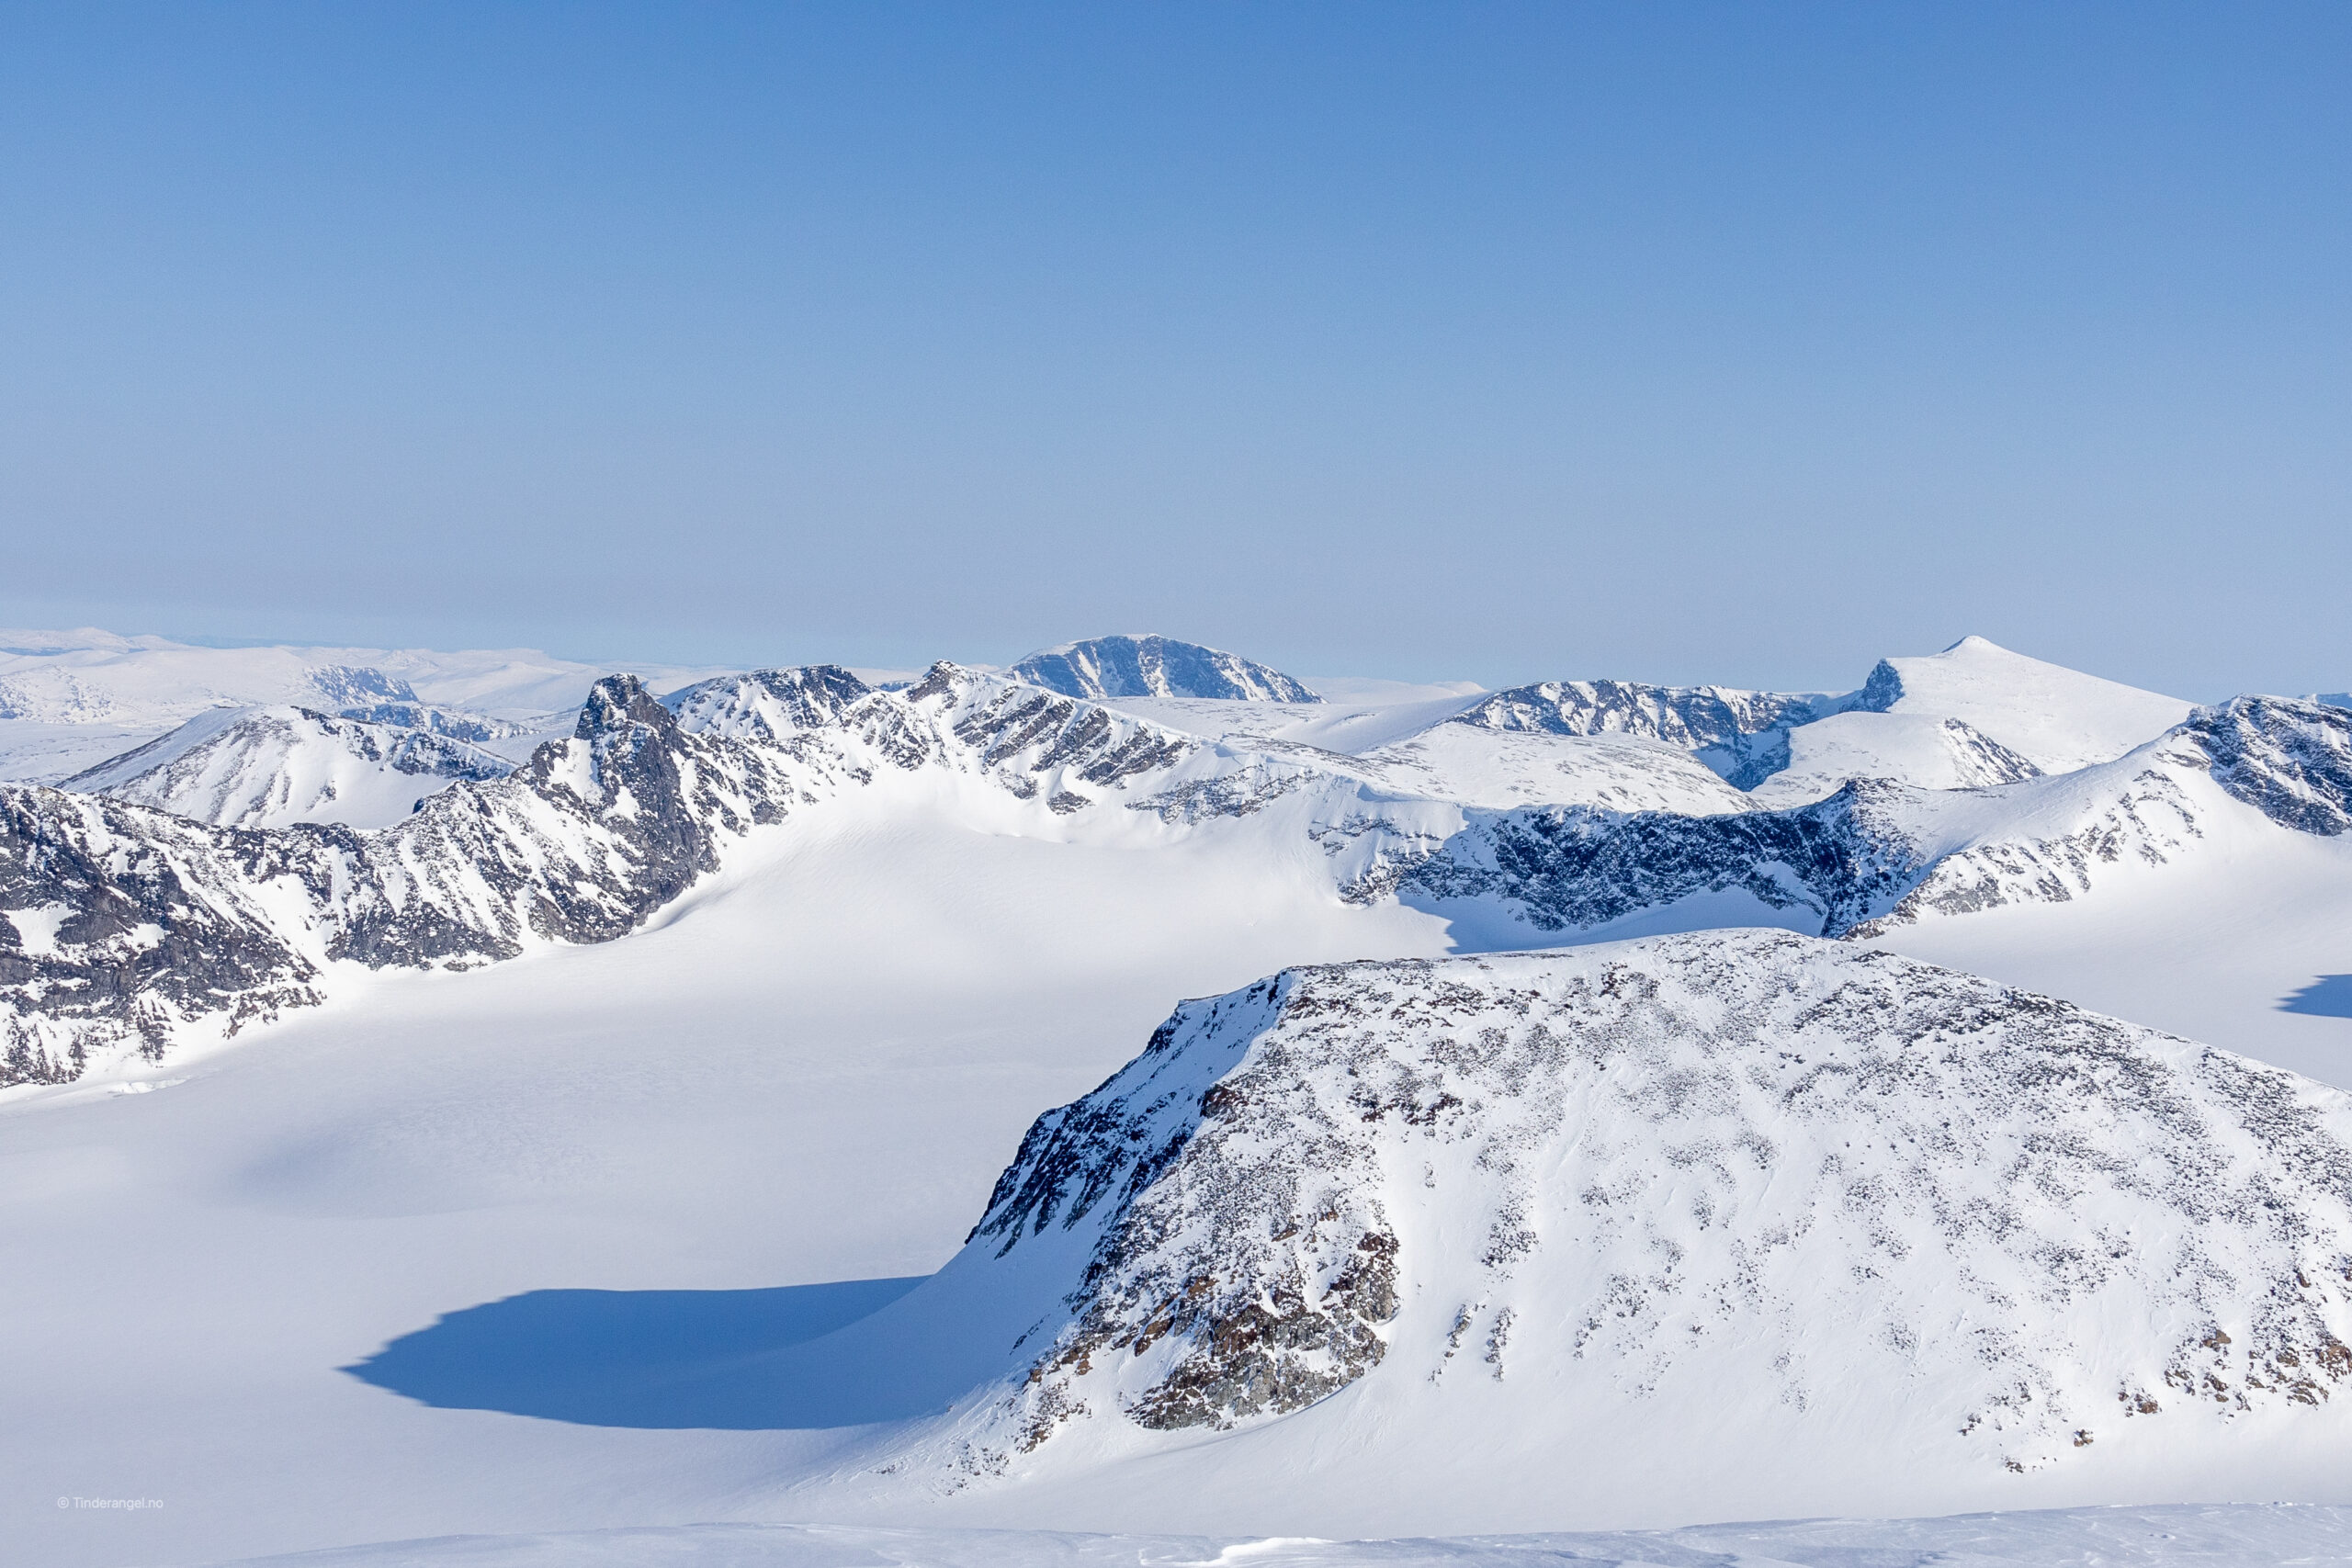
1012;635;1320;704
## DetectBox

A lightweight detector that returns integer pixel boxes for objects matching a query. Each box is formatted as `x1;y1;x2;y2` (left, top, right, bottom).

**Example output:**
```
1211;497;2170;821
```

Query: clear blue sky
3;2;2346;697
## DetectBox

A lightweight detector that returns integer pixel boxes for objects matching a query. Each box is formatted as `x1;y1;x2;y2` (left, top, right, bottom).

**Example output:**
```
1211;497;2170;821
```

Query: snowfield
0;628;2345;1567
192;1504;2352;1567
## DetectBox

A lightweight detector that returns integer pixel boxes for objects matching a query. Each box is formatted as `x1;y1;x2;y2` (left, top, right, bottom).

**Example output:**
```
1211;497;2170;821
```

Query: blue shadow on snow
344;1275;929;1428
2282;976;2352;1020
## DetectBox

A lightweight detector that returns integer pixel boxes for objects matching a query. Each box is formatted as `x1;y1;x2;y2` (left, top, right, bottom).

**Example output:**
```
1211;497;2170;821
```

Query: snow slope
192;1504;2352;1567
738;932;2352;1535
1745;711;2042;807
64;705;513;829
0;627;730;784
1856;636;2193;774
1012;635;1322;703
0;743;1458;1568
1;654;2346;1565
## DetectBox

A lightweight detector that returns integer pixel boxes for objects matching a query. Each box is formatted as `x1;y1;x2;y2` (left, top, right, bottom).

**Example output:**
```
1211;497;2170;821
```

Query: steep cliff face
851;932;2352;1495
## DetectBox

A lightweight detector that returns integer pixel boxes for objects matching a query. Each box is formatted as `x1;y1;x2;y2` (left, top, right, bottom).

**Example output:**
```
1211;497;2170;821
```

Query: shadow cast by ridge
2281;976;2352;1020
344;1276;928;1428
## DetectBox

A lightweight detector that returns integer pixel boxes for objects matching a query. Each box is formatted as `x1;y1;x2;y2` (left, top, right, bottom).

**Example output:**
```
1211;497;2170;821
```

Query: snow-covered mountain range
2;635;2340;1089
3;625;2346;1568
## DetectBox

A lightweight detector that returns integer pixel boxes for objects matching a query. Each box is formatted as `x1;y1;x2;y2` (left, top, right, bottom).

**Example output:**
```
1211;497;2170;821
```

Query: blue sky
3;2;2346;696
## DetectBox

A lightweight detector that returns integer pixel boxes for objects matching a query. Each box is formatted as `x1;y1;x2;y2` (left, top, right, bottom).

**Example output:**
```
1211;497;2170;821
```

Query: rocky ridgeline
6;671;2347;1088
0;664;1293;1084
1391;694;2352;941
915;933;2352;1480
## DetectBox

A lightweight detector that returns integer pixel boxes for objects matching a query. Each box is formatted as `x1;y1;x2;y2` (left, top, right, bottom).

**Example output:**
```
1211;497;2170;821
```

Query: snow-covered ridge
63;705;513;829
786;932;2352;1509
664;664;872;740
1012;635;1321;704
5;660;2345;1088
1392;694;2352;943
0;663;1419;1084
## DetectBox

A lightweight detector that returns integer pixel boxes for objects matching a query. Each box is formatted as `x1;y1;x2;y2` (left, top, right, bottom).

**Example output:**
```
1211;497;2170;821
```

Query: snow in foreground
204;1505;2352;1566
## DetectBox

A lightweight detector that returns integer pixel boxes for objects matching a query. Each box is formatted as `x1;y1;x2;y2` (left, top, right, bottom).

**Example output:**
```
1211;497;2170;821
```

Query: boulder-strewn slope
810;932;2352;1514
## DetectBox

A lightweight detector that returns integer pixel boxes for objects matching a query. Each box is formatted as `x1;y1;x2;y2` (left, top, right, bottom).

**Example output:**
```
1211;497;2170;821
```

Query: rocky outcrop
908;933;2352;1479
2184;695;2352;836
665;665;872;741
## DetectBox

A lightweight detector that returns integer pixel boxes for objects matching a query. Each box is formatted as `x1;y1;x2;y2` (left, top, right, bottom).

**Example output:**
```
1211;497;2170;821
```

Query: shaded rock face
1012;636;1320;704
941;933;2352;1475
2187;695;2352;836
1396;783;1928;936
1399;695;2352;944
0;793;319;1082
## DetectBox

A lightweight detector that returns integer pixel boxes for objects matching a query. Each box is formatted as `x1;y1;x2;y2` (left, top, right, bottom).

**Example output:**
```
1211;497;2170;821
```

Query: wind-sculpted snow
1012;635;1321;704
874;933;2352;1488
65;705;514;829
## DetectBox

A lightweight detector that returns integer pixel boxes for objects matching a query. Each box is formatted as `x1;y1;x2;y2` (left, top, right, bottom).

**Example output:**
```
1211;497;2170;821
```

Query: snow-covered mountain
62;706;513;830
1012;635;1321;704
4;648;2340;1089
0;627;730;785
1396;694;2350;947
743;932;2352;1528
664;664;873;740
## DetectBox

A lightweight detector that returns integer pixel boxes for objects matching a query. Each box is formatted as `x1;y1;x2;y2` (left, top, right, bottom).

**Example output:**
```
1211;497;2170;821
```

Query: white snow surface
0;626;729;783
194;1504;2352;1566
3;637;2346;1568
1866;636;2193;774
1745;710;2042;806
63;705;513;829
